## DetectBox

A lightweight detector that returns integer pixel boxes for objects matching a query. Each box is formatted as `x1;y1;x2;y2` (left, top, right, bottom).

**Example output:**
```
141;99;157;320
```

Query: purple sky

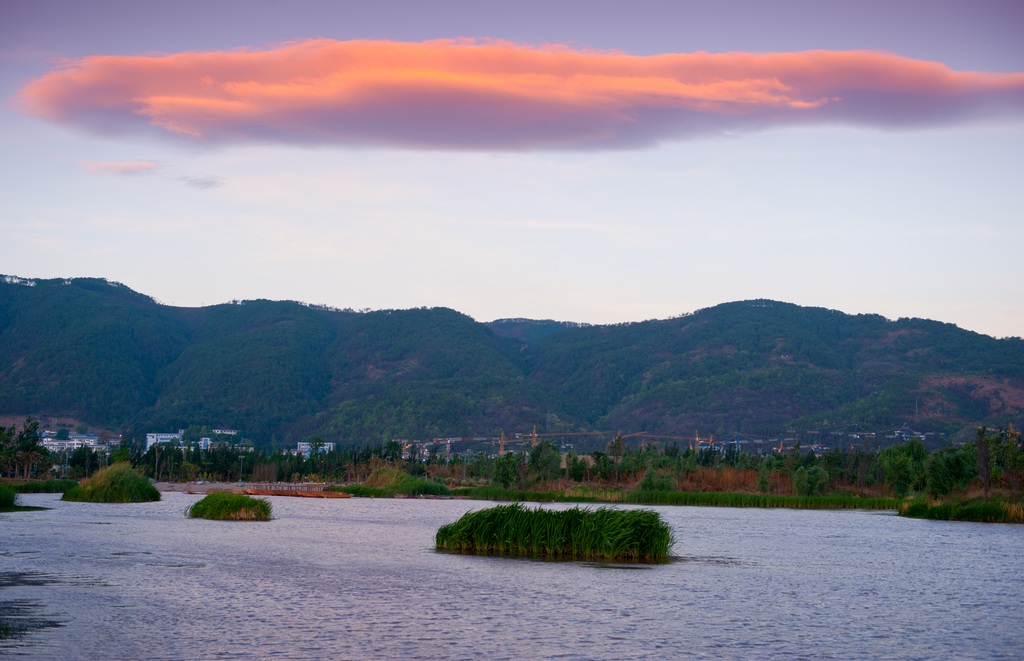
2;1;1022;337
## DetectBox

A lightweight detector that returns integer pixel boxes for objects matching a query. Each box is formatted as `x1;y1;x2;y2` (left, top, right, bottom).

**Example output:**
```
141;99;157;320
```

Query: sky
2;0;1022;338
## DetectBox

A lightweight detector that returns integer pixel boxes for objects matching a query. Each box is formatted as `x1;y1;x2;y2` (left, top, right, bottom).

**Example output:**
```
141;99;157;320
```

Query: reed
459;485;607;503
335;467;450;498
10;479;78;494
624;489;899;510
62;462;161;503
0;485;17;509
435;503;674;562
186;491;272;521
900;496;1024;523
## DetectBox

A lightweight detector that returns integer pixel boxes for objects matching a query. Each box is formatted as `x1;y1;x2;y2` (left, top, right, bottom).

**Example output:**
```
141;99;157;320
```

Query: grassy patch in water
0;485;16;509
186;491;272;521
624;490;900;510
900;496;1023;523
435;503;674;562
458;485;607;503
334;467;450;498
9;479;78;494
62;462;161;503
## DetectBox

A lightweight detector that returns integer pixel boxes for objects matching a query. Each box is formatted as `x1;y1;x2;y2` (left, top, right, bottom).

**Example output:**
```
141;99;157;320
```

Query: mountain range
2;275;1022;449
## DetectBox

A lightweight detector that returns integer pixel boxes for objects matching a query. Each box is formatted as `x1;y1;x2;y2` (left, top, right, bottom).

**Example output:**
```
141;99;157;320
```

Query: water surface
2;493;1021;659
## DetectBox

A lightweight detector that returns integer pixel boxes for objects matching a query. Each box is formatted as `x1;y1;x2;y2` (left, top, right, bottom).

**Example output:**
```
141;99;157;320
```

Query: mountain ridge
1;276;1021;448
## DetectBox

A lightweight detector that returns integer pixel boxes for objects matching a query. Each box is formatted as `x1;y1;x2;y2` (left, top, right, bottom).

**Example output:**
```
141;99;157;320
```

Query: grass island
435;503;674;562
186;491;272;521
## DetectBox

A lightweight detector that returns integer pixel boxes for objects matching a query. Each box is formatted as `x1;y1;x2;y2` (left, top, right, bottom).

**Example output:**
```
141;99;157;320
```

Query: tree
494;451;520;489
997;426;1023;496
528;440;562;483
924;444;975;497
607;435;627;483
879;440;925;498
976;427;993;499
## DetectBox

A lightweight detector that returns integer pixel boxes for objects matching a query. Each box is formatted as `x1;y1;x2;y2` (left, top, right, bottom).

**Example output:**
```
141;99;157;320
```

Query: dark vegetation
435;503;674;562
331;466;449;498
2;277;1022;448
8;479;77;493
0;484;15;509
62;462;161;503
186;491;272;521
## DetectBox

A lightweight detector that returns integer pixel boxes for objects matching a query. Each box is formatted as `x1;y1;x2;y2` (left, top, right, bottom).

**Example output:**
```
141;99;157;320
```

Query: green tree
924;444;975;497
976;427;993;499
494;452;520;489
528;440;562;483
879;440;926;498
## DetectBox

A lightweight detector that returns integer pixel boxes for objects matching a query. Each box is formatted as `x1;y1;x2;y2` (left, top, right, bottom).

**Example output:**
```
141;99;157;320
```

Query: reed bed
0;485;17;509
335;467;449;498
624;489;899;510
9;479;78;494
186;491;272;521
460;486;604;503
435;503;674;562
62;462;161;503
900;497;1023;523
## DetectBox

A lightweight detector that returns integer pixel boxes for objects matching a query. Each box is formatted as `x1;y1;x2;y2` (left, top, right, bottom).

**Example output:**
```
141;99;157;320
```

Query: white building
296;441;336;457
146;432;183;451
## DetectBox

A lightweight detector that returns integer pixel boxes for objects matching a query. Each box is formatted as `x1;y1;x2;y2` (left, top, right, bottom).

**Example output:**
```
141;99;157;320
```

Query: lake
2;493;1022;659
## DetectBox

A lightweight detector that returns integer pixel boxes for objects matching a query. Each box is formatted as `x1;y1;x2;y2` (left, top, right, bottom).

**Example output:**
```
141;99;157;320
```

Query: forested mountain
1;276;1022;448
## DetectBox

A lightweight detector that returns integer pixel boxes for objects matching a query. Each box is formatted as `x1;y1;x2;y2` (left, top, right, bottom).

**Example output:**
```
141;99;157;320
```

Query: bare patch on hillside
920;376;1024;417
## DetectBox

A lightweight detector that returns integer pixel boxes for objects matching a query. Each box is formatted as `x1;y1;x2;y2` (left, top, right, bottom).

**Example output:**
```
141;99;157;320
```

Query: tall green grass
9;479;78;494
0;485;17;509
459;485;606;503
900;497;1023;523
624;489;899;510
435;503;674;562
62;463;161;503
187;491;272;521
334;467;450;498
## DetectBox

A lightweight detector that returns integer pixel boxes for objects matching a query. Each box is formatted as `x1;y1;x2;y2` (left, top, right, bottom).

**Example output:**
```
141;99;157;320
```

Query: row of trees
0;418;48;479
124;427;1024;501
6;415;1021;502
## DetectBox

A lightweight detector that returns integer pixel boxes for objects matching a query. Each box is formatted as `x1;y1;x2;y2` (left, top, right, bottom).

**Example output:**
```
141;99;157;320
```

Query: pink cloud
82;159;159;174
18;39;1024;150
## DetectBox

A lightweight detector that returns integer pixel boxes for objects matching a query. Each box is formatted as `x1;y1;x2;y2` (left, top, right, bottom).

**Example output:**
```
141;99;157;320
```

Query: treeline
30;427;1020;506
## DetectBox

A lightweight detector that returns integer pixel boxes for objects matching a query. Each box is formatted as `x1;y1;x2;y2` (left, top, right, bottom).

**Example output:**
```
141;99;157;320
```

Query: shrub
62;463;161;503
186;492;272;521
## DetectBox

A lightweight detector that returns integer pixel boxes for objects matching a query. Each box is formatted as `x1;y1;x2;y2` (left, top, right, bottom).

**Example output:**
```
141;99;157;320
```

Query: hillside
1;276;1022;448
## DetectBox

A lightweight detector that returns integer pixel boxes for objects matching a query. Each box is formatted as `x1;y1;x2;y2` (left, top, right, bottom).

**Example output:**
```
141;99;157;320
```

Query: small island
435;503;674;562
187;491;272;521
62;463;161;503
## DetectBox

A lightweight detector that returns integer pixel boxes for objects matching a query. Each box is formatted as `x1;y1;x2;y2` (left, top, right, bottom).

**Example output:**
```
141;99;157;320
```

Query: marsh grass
900;496;1023;523
625;490;899;510
0;485;16;509
459;485;897;510
435;503;674;562
460;485;605;503
9;479;78;494
186;491;272;521
335;467;449;498
62;462;161;503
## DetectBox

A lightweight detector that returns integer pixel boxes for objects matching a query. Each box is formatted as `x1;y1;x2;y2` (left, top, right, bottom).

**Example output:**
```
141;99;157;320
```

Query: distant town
36;422;948;464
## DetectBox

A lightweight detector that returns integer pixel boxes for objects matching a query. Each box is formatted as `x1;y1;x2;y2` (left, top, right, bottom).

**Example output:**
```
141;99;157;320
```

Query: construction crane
519;426;615;448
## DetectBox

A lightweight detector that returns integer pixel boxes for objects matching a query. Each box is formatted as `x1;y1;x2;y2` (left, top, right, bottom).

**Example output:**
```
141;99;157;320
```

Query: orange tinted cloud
18;39;1024;150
